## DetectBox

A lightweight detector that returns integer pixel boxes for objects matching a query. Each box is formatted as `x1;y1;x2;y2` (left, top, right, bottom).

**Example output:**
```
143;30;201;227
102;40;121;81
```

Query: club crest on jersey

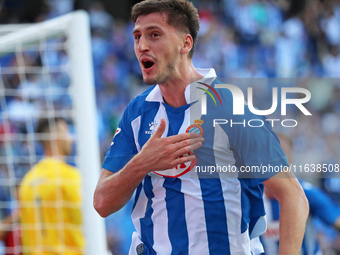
186;119;204;137
145;121;158;135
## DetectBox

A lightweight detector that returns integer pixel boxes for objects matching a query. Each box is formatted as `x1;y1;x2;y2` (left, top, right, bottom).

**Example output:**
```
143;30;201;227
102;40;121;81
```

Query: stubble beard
143;61;175;85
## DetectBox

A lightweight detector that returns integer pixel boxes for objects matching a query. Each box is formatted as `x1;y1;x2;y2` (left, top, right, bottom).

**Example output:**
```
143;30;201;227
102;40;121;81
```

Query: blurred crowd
0;0;340;254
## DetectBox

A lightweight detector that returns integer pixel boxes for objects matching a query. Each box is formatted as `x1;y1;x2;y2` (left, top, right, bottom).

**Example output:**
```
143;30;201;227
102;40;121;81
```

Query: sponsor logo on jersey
114;127;121;137
153;152;197;178
111;127;121;146
186;119;204;137
145;121;159;135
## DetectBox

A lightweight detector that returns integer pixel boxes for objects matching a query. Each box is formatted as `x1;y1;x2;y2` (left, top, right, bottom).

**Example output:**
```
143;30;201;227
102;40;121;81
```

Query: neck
44;147;65;161
159;62;203;108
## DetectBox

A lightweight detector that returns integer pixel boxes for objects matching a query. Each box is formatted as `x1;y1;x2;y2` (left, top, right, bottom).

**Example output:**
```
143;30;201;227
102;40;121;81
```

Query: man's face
56;120;73;156
132;12;184;85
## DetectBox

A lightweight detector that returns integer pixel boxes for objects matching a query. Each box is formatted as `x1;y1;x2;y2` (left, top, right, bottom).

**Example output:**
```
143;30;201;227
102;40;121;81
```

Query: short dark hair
131;0;200;58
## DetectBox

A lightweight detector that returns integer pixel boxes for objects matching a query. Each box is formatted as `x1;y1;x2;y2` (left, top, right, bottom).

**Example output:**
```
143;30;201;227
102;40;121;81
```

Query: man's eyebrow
132;25;163;35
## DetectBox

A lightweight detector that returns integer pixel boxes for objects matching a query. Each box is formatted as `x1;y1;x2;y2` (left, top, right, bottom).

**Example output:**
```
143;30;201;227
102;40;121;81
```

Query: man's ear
180;34;193;55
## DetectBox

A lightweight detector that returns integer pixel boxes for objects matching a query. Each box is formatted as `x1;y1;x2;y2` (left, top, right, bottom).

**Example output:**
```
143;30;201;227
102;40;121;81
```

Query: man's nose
137;36;149;53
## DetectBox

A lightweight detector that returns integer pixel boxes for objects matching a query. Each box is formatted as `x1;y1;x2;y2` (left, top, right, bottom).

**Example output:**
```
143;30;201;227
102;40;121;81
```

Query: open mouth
142;60;154;69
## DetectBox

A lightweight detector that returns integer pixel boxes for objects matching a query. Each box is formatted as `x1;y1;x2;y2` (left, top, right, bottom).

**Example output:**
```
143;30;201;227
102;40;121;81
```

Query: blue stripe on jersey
163;178;189;255
199;178;230;254
233;157;264;236
163;102;189;136
196;108;230;254
140;176;156;255
163;103;189;254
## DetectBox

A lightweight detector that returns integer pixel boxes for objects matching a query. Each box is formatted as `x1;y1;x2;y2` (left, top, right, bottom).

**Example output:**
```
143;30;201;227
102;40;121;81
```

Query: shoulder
123;86;160;121
20;163;41;183
19;162;45;195
212;79;234;102
19;168;34;189
60;162;81;180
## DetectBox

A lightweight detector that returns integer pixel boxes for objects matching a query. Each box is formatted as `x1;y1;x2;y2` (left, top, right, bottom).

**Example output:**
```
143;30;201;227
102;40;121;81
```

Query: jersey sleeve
301;181;340;226
227;107;288;180
102;106;138;173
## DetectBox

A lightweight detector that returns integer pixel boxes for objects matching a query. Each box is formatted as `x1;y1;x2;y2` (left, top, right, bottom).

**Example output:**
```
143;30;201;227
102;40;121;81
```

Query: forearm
94;155;148;218
278;191;309;255
264;172;309;255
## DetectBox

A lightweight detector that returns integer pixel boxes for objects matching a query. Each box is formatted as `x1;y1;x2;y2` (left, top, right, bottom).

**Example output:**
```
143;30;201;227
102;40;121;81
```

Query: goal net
0;11;108;255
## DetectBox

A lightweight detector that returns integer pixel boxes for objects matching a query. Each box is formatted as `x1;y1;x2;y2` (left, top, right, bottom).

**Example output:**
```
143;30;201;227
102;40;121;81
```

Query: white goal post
0;11;108;255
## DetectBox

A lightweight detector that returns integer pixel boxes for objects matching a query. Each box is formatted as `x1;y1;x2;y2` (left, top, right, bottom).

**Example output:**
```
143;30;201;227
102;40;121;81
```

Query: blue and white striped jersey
103;68;288;255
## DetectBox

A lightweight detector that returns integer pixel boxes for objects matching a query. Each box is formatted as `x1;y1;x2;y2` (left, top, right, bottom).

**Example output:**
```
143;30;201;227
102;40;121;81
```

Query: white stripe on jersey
131;116;141;152
214;124;251;254
154;103;169;138
182;177;210;254
131;180;147;239
241;229;252;254
178;106;210;254
182;106;209;253
150;177;172;254
250;236;265;255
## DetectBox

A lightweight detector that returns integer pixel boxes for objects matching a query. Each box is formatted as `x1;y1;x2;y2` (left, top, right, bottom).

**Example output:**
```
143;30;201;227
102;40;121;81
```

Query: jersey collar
145;68;217;104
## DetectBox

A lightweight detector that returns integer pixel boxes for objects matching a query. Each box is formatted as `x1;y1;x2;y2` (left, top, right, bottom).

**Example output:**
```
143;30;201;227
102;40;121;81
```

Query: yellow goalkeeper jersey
19;157;85;255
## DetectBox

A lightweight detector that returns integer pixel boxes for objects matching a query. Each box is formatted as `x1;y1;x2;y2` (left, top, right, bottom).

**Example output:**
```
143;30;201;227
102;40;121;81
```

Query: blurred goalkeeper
19;117;85;255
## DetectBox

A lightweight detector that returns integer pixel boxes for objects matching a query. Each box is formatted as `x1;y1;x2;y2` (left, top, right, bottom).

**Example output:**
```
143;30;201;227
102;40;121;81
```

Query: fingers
151;118;166;139
175;136;204;150
150;119;200;142
172;153;196;166
174;137;204;156
164;136;203;158
167;131;201;143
